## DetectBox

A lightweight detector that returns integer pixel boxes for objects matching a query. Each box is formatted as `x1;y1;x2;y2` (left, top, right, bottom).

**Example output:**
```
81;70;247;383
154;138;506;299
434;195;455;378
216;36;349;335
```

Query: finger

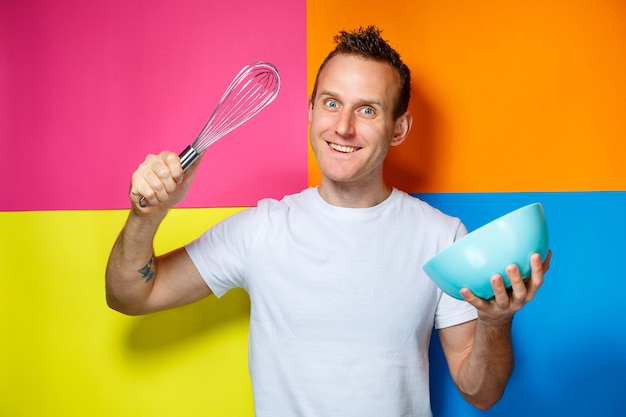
142;153;186;204
152;155;181;192
524;253;546;302
130;151;201;209
542;250;552;273
131;158;173;207
460;287;489;310
490;274;511;309
130;189;151;208
161;151;184;185
505;264;528;306
134;182;159;207
130;169;158;208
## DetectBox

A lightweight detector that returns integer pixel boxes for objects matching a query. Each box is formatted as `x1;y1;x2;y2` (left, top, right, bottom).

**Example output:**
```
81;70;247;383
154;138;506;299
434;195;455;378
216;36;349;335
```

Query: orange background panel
306;1;626;192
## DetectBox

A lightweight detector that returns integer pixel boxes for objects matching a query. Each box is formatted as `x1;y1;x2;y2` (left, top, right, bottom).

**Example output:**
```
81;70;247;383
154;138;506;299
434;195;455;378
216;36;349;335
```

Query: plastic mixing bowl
423;203;549;300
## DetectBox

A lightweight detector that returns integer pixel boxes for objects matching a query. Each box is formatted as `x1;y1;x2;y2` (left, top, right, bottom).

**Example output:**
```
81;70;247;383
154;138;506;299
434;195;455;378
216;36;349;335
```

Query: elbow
105;269;153;316
461;387;506;411
469;397;501;411
106;299;146;316
106;293;137;316
105;286;148;316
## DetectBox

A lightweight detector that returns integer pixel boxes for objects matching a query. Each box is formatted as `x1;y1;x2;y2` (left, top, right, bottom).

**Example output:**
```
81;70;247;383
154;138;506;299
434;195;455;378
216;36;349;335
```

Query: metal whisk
178;61;280;170
139;61;280;207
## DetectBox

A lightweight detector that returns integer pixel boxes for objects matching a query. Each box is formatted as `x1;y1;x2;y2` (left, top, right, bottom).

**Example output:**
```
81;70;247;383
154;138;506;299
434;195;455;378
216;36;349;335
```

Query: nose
335;109;355;137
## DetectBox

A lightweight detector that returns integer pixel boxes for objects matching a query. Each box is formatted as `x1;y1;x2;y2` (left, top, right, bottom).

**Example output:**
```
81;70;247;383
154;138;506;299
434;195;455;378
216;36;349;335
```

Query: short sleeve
434;292;477;329
433;220;477;329
185;205;264;298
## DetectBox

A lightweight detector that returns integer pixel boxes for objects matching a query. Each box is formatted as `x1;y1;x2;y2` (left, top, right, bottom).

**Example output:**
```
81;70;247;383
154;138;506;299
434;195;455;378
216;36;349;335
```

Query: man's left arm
438;251;552;410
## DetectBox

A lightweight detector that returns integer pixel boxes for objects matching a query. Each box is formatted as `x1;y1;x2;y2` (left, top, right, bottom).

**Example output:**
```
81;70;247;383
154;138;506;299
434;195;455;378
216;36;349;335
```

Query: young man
106;26;551;416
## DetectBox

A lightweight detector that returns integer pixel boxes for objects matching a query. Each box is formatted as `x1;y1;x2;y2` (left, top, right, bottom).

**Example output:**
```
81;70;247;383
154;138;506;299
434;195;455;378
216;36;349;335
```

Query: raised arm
438;251;552;410
105;152;211;316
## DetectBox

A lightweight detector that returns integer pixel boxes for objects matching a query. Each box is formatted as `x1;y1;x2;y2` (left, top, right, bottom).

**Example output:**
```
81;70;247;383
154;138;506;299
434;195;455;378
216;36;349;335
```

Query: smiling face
308;54;412;198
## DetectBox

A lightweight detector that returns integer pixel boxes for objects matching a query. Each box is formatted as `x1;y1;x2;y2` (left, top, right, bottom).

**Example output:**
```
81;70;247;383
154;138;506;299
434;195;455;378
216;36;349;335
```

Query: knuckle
143;153;159;166
162;151;180;164
152;182;165;193
153;164;171;179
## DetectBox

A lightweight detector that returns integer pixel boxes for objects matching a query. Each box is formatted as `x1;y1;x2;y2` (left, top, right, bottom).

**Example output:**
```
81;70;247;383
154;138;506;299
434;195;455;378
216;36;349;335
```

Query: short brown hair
311;25;411;119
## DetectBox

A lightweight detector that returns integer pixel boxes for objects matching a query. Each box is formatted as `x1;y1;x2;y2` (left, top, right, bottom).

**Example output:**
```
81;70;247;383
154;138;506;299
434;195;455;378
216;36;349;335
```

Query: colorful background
2;0;625;416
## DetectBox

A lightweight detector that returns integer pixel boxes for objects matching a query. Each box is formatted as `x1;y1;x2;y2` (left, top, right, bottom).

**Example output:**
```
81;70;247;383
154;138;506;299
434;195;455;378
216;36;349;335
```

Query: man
106;26;551;416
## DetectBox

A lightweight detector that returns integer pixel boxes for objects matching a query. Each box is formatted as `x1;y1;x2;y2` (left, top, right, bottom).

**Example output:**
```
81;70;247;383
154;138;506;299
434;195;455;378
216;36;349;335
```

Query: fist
130;151;185;209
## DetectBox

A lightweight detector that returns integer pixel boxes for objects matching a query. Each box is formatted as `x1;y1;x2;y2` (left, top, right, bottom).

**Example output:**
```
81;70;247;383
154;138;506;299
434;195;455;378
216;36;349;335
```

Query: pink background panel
0;0;308;211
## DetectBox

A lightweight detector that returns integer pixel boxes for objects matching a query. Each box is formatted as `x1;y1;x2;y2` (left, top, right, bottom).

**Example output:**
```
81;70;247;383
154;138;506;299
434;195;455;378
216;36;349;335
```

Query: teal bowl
423;203;549;300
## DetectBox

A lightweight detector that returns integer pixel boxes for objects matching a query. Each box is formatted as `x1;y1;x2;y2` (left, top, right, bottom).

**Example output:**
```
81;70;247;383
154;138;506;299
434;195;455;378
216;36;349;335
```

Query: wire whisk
178;61;280;170
139;61;280;207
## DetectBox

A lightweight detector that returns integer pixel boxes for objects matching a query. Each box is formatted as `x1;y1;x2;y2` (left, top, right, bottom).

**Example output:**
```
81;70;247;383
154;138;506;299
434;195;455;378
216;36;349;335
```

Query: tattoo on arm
138;255;155;282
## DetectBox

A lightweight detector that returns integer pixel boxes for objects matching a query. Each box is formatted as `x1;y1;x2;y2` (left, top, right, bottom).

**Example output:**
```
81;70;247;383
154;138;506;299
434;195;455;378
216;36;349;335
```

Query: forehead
317;54;400;105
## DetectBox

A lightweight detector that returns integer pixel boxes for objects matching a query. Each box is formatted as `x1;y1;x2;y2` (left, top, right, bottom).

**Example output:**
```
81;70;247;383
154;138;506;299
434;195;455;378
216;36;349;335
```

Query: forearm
105;210;167;314
455;318;514;410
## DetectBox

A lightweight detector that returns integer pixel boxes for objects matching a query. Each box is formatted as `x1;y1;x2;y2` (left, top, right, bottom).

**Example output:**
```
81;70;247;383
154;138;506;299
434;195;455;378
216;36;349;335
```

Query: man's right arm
105;152;211;315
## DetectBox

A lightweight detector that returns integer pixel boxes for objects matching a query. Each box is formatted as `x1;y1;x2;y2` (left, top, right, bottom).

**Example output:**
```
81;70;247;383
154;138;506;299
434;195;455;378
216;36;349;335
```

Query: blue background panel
415;191;626;416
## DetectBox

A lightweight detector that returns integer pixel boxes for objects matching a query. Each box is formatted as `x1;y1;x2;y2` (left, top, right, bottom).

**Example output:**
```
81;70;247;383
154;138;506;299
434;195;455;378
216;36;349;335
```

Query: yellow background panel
307;0;626;192
0;209;253;416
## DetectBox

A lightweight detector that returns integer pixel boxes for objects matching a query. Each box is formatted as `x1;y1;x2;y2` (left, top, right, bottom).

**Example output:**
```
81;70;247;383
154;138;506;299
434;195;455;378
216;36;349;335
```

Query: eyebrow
317;89;385;109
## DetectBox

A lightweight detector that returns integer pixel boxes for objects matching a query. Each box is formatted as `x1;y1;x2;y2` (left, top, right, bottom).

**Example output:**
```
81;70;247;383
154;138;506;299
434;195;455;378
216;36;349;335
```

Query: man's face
308;54;409;187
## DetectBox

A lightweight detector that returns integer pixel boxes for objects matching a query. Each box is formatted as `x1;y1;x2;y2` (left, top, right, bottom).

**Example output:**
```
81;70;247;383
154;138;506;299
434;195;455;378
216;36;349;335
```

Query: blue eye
325;99;338;108
360;107;375;116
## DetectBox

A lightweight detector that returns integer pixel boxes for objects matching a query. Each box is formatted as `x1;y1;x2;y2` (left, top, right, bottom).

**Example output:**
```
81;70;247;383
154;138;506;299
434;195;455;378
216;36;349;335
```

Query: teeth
329;143;358;153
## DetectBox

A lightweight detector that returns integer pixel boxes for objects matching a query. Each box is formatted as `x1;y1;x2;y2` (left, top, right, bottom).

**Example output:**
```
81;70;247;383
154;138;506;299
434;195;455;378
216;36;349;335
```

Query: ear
391;111;412;147
307;96;314;124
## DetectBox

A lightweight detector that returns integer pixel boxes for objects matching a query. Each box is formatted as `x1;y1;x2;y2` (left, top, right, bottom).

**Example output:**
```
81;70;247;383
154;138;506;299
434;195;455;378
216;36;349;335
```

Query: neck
317;177;392;208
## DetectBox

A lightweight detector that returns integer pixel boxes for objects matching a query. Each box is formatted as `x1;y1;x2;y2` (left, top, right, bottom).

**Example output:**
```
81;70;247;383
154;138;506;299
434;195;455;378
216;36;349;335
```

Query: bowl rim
427;202;544;260
422;202;548;299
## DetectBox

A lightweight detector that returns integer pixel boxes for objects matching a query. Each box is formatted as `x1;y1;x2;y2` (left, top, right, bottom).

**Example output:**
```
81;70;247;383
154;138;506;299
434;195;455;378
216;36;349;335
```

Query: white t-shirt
186;187;477;417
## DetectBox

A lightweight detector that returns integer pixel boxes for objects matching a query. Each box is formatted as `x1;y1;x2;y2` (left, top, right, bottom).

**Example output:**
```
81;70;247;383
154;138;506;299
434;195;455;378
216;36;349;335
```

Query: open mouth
328;142;360;153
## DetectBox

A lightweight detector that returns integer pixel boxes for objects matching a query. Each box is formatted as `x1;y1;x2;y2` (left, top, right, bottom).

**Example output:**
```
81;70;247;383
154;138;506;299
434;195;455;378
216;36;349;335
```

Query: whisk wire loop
138;61;280;207
181;61;280;170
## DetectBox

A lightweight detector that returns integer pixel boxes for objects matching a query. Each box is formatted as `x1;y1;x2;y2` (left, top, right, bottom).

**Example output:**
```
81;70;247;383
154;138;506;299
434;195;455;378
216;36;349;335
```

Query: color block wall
2;1;625;416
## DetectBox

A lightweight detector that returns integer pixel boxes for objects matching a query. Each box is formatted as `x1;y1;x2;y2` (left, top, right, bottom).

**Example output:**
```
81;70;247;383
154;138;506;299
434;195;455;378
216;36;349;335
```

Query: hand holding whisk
139;62;280;207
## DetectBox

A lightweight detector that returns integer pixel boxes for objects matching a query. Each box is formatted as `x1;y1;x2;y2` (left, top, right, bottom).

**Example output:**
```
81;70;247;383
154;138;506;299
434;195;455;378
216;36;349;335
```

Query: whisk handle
179;145;201;171
137;145;201;207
